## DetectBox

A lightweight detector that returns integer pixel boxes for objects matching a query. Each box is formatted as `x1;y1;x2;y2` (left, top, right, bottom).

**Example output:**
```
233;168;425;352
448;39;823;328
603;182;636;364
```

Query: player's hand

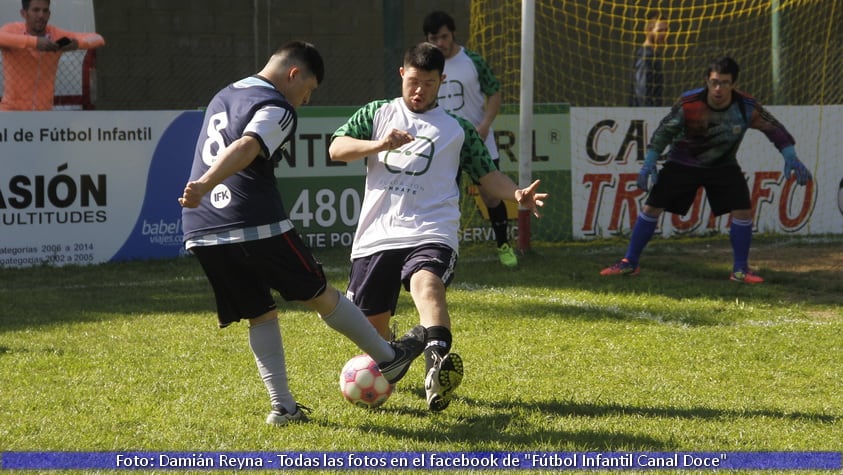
636;163;658;191
514;179;547;218
36;37;59;51
178;181;208;208
58;38;79;52
381;129;414;151
783;156;812;186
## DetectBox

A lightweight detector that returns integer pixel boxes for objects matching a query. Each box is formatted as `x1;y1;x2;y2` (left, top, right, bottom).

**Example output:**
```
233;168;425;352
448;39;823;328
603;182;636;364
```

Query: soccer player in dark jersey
178;41;425;426
602;56;812;283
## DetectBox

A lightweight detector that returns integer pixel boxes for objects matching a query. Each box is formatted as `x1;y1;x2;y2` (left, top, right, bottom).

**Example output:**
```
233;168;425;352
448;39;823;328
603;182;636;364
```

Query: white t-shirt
332;98;496;258
438;46;501;159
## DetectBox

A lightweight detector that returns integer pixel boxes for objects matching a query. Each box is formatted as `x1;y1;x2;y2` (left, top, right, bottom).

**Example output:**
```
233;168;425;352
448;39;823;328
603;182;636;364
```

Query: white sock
248;318;296;413
321;292;395;363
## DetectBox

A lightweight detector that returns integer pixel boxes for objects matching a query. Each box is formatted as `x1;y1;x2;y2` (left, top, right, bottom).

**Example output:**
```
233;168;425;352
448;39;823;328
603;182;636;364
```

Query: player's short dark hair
403;42;445;75
276;41;325;85
22;0;49;9
707;56;740;81
422;11;456;36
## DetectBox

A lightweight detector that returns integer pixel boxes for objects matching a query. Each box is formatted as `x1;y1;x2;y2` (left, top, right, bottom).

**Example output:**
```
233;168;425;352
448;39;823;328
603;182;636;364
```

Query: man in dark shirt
629;11;668;107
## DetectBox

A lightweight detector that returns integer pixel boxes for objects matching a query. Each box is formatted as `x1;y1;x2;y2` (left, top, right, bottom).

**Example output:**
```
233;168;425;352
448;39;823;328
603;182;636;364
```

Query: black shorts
346;243;457;317
646;161;751;216
191;232;327;328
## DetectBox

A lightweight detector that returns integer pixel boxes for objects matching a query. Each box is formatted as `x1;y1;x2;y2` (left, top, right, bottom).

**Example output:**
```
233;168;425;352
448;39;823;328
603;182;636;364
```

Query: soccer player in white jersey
329;42;547;411
178;41;426;426
423;11;518;267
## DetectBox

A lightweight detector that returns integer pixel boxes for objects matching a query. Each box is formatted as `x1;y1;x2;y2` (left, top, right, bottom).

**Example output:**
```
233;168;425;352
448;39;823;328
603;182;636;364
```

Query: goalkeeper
601;56;812;283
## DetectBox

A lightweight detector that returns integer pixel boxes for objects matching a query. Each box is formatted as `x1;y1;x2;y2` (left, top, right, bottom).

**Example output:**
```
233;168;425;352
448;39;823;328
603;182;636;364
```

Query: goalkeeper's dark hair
274;41;325;85
403;42;445;75
707;56;740;82
422;10;456;35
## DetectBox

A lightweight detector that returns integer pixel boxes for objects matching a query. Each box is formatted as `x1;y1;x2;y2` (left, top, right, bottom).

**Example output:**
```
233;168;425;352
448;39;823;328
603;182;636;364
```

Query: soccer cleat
266;403;311;426
600;258;640;276
498;243;518;267
730;269;764;284
425;352;464;412
379;325;427;384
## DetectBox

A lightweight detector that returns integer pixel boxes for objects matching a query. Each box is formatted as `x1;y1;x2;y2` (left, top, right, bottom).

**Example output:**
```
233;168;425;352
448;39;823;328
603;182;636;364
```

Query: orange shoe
600;258;640;276
730;269;764;284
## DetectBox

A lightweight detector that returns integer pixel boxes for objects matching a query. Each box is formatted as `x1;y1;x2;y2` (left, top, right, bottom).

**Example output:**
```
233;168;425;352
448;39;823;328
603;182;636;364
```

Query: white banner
1;111;200;267
570;106;841;238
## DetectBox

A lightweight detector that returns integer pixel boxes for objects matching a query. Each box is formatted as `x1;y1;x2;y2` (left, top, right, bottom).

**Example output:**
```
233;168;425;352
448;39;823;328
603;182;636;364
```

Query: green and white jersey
332;98;495;258
438;47;501;159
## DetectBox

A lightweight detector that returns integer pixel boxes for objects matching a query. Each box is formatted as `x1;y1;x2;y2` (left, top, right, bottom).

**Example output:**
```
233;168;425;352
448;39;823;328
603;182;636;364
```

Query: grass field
0;234;840;474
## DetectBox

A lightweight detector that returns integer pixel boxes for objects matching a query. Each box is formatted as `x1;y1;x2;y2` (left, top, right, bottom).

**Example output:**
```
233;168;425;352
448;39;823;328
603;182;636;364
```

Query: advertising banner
1;105;570;268
570;106;841;239
1;111;199;267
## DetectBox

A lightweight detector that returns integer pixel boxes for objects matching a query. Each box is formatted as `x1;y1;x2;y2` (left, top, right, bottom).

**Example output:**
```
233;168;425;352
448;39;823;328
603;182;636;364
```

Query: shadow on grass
349;394;836;451
457;236;843;315
0;257;214;334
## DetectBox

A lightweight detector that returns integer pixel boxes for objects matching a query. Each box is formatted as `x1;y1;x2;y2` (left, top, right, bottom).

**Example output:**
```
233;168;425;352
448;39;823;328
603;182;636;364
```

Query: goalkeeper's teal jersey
332;98;495;258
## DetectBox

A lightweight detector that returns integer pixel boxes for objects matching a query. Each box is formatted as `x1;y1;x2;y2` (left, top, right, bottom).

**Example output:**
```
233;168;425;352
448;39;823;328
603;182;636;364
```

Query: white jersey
438;46;501;159
332;98;496;259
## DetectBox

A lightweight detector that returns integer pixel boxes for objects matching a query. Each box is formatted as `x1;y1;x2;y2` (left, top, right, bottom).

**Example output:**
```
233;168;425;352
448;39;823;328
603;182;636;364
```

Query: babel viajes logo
0;163;107;225
142;218;183;246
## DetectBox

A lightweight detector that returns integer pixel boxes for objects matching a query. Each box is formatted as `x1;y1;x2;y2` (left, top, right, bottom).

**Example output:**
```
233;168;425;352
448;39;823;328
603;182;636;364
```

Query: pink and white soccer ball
339;354;394;408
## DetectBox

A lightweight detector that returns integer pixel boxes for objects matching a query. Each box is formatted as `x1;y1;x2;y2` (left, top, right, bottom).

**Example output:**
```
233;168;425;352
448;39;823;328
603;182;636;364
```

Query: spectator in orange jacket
0;0;105;111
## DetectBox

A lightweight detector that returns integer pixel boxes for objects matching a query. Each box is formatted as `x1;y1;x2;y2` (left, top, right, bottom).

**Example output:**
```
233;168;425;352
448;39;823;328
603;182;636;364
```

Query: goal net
464;0;842;241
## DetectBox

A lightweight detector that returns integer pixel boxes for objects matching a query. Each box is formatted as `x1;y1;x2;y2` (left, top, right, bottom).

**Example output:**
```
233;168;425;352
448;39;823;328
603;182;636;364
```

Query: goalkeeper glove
636;150;660;191
781;146;812;186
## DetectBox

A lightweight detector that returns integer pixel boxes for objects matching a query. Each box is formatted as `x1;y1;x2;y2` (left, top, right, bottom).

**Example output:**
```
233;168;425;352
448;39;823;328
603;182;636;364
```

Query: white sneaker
266;403;310;426
425;352;463;412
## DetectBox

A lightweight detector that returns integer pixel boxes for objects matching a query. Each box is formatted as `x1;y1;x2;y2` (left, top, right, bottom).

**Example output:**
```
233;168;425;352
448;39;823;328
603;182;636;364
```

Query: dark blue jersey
182;76;297;241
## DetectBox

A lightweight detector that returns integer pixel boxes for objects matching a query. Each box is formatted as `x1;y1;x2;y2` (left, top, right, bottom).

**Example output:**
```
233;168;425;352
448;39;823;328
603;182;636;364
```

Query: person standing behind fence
422;11;519;267
0;0;105;111
629;11;668;107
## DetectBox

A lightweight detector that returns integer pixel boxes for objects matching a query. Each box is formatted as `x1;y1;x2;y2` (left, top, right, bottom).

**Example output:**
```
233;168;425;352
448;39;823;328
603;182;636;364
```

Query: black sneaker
378;325;426;384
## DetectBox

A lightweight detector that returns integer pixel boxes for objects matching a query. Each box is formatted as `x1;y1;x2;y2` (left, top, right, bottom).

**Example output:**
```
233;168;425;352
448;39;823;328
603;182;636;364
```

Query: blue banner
1;451;840;470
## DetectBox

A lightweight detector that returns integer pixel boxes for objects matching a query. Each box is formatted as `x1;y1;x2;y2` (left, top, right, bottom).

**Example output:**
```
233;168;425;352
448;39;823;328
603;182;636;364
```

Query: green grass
0;235;841;474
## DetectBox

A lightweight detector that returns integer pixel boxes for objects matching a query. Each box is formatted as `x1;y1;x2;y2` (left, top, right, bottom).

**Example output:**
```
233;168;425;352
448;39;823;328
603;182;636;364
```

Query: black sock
488;202;509;247
423;326;452;373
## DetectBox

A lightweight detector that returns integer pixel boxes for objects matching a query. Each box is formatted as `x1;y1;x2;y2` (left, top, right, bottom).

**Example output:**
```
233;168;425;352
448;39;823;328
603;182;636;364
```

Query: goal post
468;0;842;244
517;0;535;252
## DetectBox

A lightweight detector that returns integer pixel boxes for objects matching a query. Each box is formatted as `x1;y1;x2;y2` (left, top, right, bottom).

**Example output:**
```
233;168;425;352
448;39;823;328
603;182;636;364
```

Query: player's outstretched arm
178;135;261;208
329;129;414;163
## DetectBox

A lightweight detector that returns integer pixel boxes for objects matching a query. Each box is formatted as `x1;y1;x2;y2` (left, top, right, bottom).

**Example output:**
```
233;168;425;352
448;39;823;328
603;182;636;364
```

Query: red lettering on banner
580;169;815;237
580;173;613;234
779;177;814;230
750;171;779;226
